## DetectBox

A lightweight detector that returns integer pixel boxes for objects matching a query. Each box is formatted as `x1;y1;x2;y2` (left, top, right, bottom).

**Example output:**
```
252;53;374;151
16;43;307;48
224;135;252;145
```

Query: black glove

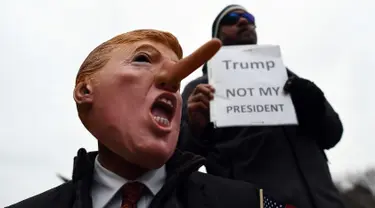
284;76;326;130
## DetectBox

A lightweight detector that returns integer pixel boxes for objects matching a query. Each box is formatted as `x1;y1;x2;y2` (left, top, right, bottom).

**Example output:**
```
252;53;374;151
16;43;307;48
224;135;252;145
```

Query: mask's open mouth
150;93;177;128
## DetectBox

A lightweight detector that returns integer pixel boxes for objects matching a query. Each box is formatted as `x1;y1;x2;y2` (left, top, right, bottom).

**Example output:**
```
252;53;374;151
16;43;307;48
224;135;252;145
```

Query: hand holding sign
187;84;215;136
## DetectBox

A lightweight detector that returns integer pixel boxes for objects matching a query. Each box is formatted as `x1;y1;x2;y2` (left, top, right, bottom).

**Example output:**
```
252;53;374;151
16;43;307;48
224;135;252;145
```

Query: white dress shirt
91;155;166;208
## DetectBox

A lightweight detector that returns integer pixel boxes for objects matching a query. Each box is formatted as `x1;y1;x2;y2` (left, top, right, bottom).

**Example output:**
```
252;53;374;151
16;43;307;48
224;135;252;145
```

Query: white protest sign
207;44;298;127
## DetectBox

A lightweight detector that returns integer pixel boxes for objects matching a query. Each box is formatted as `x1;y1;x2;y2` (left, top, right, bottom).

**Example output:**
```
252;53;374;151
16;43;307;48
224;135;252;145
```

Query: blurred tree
337;168;375;208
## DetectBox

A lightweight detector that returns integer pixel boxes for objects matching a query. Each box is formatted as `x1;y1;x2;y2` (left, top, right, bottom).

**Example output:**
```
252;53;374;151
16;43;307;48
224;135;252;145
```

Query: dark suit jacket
7;149;263;208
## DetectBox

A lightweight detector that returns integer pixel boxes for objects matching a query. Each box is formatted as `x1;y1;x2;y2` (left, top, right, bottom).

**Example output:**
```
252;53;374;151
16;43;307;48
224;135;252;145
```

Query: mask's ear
74;81;94;105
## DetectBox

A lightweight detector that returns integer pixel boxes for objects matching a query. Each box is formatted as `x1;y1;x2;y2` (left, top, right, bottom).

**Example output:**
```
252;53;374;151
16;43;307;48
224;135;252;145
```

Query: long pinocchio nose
154;38;222;92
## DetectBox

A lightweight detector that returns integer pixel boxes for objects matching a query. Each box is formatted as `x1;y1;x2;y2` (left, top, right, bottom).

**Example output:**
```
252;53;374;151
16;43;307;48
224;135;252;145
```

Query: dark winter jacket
177;68;345;208
7;148;264;208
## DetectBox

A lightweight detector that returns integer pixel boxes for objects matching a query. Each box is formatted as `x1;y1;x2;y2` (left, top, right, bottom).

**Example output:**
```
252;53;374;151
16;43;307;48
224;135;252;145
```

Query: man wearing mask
178;4;345;208
7;29;293;208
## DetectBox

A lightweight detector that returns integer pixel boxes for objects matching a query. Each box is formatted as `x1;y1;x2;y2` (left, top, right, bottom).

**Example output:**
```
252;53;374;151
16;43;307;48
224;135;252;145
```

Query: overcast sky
0;0;373;206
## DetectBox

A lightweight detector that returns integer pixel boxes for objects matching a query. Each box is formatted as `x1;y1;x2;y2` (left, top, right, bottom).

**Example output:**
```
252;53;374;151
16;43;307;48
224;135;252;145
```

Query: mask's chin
103;137;174;171
114;116;178;169
125;133;177;169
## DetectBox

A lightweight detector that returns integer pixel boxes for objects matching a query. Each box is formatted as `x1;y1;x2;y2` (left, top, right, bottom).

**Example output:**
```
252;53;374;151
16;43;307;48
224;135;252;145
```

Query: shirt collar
92;155;166;204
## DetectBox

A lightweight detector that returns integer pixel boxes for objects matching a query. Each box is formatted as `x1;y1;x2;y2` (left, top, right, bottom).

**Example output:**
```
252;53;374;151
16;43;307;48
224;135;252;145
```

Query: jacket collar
70;148;206;208
71;148;205;181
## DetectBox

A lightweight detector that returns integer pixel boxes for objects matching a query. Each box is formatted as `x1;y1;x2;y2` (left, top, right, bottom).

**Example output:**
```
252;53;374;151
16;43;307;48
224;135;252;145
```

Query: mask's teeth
158;97;174;108
166;100;173;107
153;116;170;126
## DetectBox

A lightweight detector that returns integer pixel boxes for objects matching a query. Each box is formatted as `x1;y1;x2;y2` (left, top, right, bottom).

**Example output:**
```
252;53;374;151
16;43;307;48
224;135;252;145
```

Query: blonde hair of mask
75;29;183;88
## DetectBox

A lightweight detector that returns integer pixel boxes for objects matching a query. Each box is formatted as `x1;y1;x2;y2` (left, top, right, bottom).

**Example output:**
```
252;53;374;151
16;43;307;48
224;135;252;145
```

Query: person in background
7;29;293;208
178;4;345;208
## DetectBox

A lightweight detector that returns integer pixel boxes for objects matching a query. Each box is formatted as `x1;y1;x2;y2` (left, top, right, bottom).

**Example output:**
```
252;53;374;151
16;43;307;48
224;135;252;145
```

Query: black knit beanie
211;4;247;38
202;4;247;74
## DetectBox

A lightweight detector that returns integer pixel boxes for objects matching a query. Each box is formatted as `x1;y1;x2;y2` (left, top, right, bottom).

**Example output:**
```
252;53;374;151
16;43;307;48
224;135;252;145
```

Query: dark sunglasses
220;12;255;25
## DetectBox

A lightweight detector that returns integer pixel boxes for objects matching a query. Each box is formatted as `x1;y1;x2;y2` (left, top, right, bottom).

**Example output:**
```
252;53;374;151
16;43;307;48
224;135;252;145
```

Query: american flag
263;196;296;208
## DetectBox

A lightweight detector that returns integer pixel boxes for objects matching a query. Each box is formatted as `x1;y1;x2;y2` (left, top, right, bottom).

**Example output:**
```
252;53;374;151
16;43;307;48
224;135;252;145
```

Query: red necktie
121;182;145;208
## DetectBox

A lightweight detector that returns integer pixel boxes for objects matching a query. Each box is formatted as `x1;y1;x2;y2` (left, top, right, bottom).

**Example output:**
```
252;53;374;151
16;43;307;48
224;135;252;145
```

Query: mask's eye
133;53;151;63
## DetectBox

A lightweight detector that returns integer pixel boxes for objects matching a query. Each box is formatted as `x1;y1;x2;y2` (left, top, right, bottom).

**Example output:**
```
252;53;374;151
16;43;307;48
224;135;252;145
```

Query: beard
222;29;257;46
235;28;257;45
